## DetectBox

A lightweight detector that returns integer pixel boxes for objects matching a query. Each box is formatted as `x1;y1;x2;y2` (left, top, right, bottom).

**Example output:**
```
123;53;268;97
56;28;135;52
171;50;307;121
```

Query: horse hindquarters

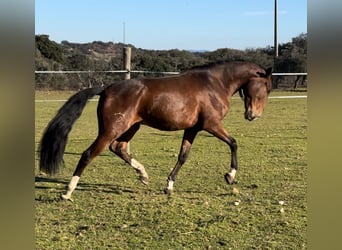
62;86;148;200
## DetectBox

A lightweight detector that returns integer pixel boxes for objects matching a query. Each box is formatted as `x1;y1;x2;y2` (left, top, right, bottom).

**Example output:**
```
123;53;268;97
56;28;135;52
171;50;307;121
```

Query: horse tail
39;87;104;175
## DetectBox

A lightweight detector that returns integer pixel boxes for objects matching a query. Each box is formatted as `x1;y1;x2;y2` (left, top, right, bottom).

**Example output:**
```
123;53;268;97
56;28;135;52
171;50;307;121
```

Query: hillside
35;34;307;90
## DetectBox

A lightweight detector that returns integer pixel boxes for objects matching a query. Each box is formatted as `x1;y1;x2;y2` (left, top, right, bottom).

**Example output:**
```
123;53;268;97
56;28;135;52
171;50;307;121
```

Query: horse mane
185;60;249;72
188;62;224;71
183;61;272;92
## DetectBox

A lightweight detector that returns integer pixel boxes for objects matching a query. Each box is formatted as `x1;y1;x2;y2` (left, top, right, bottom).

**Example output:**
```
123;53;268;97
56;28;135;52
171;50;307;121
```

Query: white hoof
61;194;73;202
164;180;174;195
139;175;149;185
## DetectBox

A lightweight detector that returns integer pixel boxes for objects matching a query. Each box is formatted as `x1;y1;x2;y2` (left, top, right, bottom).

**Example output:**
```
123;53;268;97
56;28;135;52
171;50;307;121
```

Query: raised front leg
164;128;198;195
204;123;238;185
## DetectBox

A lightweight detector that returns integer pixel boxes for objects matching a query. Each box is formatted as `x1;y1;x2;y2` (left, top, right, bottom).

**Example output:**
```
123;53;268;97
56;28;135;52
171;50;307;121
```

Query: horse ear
265;67;272;77
256;67;272;78
256;71;266;78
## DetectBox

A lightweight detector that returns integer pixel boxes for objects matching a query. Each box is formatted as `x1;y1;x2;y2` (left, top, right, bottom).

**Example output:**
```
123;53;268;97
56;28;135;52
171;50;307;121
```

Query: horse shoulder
196;77;230;121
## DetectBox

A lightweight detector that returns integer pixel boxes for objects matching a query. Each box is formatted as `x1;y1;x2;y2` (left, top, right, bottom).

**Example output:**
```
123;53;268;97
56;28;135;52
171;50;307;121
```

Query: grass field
35;90;307;249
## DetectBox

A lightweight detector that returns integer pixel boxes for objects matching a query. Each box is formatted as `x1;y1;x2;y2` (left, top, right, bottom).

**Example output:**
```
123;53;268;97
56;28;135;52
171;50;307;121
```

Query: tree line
35;33;307;90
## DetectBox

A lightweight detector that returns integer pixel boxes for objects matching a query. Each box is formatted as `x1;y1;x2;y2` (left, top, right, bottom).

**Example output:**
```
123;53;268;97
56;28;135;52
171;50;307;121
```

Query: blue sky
35;0;307;51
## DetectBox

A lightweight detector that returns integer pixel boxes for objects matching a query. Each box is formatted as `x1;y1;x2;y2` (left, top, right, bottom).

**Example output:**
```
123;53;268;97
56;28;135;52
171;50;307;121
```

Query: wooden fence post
123;46;131;153
123;46;131;80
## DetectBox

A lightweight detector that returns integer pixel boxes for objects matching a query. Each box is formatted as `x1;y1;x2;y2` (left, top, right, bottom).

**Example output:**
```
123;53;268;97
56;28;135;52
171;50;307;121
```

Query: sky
35;0;307;51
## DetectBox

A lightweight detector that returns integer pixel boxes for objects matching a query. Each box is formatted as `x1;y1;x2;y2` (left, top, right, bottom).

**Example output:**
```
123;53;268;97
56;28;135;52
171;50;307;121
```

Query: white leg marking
61;176;80;200
131;158;148;179
167;180;174;191
229;169;237;178
131;158;144;170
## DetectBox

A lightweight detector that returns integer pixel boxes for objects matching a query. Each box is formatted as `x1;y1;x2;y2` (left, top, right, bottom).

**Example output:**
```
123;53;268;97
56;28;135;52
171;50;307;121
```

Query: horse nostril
245;110;254;121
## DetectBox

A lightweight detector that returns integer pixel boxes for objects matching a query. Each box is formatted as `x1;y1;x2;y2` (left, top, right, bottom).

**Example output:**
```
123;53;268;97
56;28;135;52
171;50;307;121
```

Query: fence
35;47;307;89
35;70;307;90
34;70;181;75
35;70;307;76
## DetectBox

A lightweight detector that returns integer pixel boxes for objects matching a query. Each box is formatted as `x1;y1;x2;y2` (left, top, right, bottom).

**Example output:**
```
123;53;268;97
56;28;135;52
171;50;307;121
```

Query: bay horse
39;61;272;200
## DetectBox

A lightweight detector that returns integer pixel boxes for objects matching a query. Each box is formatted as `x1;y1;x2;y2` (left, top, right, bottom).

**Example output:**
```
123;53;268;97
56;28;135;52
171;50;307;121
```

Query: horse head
239;67;272;121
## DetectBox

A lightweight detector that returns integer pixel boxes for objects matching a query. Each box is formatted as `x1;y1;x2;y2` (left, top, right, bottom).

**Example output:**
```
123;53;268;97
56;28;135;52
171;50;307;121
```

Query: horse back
99;73;230;132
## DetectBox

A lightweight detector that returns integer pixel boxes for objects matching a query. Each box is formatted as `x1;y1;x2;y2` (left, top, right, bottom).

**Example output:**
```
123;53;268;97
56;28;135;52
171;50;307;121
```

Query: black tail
39;87;104;175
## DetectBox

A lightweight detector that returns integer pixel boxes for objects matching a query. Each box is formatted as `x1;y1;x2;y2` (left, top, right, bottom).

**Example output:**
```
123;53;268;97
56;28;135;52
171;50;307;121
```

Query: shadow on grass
34;149;115;158
35;175;137;202
35;175;237;204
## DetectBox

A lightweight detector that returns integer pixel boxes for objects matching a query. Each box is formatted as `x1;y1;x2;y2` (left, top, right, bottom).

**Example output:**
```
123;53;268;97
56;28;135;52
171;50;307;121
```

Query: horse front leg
204;124;238;185
224;136;238;185
164;128;198;195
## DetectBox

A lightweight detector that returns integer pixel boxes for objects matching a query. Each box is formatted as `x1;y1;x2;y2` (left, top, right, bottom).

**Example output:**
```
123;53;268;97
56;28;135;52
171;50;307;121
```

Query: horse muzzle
244;110;260;121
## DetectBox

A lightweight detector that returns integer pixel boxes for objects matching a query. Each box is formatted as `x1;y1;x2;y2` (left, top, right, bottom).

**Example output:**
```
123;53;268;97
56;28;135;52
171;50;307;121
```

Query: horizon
36;32;306;53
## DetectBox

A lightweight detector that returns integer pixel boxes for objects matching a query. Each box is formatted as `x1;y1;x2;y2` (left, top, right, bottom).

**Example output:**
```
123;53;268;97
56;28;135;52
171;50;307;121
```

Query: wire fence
35;70;307;90
35;70;307;76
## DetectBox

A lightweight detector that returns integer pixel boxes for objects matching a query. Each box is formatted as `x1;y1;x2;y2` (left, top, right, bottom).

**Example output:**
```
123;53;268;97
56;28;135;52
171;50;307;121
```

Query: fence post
123;46;131;80
123;46;131;153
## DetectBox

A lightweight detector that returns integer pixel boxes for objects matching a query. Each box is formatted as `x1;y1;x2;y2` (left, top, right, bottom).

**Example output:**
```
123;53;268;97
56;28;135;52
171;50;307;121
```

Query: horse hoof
224;173;235;185
140;176;149;185
61;194;73;202
164;188;172;195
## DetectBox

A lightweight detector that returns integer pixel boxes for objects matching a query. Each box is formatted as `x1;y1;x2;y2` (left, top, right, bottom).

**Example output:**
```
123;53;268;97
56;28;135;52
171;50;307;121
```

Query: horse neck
220;69;253;97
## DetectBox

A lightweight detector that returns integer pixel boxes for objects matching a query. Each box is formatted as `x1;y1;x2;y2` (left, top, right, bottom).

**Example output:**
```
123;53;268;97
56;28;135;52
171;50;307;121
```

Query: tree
35;33;307;90
35;35;64;63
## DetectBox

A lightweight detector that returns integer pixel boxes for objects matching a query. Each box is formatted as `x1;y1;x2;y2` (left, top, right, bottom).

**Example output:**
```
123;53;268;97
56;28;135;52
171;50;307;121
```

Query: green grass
35;91;307;249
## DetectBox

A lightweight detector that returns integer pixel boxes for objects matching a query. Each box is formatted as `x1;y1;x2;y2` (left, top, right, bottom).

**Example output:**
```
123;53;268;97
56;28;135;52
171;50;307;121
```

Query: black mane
185;60;247;72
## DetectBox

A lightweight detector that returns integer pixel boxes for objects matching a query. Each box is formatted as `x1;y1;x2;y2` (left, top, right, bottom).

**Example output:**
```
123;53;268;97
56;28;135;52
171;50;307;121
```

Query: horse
39;61;272;200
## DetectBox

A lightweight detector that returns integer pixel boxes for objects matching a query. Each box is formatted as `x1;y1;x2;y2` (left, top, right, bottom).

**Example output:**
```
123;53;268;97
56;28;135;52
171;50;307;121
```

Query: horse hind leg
109;123;149;184
61;135;110;201
110;141;149;185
